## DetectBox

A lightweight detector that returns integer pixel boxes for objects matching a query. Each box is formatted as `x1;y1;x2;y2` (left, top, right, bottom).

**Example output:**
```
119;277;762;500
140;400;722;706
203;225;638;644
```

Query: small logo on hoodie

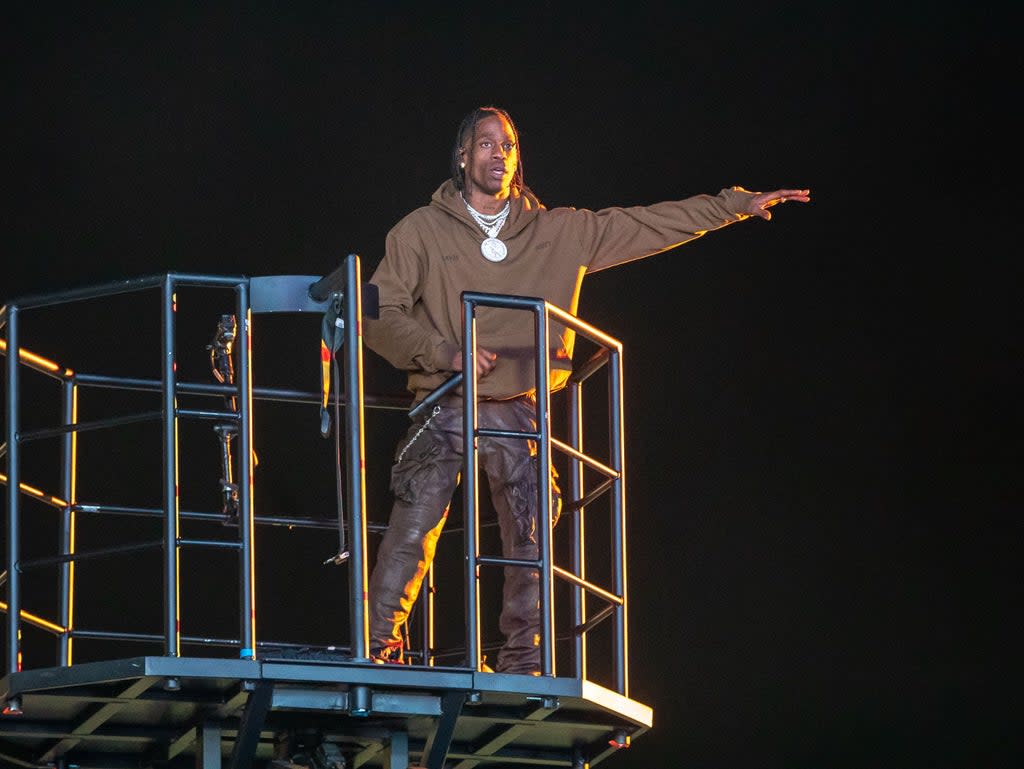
442;253;459;263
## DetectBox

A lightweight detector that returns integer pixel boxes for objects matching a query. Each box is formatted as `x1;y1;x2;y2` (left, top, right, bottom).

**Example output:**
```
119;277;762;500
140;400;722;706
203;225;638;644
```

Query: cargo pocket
390;435;444;504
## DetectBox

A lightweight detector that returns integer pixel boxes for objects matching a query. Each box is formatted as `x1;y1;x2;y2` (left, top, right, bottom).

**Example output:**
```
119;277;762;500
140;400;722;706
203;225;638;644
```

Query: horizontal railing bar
553;565;623;606
476;428;541;441
177;539;243;550
164;272;250;287
462;292;623;350
430;641;504;660
74;373;225;393
71;373;411;410
547;302;624;352
17;411;162;442
71;503;388;532
70;628;347;653
431;638;591;662
549;437;619;478
176;408;240;421
477;556;541;569
70;372;166;390
462;292;545;311
67;629;179;644
565;477;616;513
2;275;171;310
17;540;163;570
4;273;250;312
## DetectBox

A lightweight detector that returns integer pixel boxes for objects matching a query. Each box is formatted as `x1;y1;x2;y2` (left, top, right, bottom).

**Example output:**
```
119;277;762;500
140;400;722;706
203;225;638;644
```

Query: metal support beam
384;730;409;769
422;690;464;769
0;740;37;768
35;675;159;764
227;681;272;769
197;721;223;769
450;698;559;769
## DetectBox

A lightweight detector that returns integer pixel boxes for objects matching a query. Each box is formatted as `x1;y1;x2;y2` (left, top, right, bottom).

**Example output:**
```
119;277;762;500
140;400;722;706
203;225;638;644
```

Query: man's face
460;114;518;198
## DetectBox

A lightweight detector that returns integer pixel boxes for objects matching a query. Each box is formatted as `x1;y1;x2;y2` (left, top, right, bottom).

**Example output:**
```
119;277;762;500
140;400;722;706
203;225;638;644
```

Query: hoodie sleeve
580;187;758;272
363;228;459;374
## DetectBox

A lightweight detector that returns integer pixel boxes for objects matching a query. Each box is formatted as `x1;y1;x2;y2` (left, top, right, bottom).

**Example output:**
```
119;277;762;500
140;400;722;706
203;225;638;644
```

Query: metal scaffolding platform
1;654;650;768
2;257;653;768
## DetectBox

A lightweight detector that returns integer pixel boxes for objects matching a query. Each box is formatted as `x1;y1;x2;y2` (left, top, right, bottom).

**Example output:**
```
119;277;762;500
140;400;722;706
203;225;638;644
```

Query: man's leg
480;399;561;674
367;414;461;657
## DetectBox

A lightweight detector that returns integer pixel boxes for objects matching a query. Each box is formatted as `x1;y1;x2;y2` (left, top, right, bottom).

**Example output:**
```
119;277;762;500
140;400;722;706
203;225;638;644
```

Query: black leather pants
367;396;561;674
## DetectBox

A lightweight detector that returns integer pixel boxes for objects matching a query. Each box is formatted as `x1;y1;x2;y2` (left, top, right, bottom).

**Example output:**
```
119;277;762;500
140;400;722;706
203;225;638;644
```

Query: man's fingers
774;188;811;202
477;349;497;377
454;348;498;375
751;188;810;219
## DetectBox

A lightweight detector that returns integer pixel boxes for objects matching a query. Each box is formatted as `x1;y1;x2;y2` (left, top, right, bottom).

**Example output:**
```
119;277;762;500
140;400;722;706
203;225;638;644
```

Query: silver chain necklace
464;199;510;262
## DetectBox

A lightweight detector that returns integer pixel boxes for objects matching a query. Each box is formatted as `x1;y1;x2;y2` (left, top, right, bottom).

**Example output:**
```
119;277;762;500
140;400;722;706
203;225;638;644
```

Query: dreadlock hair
450;106;525;196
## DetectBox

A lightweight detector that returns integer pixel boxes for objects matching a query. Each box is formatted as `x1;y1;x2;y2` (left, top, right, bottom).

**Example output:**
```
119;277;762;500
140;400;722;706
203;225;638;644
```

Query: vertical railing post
462;295;481;671
344;254;370;661
236;282;256;660
58;378;78;666
568;380;586;680
4;305;21;674
609;347;628;695
161;276;181;657
534;304;555;677
422;565;435;666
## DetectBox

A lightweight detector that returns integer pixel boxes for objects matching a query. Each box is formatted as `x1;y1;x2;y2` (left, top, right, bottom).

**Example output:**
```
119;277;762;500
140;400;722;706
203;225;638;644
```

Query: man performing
363;105;810;674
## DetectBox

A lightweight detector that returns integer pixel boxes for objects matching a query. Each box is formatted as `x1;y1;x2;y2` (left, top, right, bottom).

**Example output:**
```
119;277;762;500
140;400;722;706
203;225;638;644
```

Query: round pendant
480;237;508;262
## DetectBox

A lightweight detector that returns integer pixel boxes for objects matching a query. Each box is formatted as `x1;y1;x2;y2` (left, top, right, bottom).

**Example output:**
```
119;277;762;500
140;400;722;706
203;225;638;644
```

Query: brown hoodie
364;180;757;402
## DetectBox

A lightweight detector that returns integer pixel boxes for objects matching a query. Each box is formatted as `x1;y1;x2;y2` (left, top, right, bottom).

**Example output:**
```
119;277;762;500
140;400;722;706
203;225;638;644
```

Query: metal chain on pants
396;404;441;464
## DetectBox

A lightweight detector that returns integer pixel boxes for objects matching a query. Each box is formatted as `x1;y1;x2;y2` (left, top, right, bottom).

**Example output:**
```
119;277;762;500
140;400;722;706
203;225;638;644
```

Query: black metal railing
2;255;632;695
457;291;629;693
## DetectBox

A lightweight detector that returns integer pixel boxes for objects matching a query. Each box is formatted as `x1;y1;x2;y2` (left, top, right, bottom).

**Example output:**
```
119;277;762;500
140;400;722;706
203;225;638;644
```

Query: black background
4;3;1021;768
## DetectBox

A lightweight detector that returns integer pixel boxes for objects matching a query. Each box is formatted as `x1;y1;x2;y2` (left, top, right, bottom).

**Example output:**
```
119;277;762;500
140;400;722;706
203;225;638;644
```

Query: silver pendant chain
465;199;510;262
396;405;441;463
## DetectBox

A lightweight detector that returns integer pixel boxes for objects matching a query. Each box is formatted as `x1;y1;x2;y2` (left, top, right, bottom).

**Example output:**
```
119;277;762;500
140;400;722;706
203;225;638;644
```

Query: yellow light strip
66;385;78;665
0;601;67;635
0;338;71;376
0;473;68;508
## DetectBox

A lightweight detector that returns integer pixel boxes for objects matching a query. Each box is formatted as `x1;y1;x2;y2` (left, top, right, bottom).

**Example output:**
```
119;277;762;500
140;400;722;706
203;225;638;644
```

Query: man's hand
747;188;811;220
452;347;498;377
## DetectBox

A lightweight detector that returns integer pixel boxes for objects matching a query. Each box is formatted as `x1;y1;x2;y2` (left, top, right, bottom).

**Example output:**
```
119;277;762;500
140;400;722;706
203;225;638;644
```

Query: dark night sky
4;4;1021;768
